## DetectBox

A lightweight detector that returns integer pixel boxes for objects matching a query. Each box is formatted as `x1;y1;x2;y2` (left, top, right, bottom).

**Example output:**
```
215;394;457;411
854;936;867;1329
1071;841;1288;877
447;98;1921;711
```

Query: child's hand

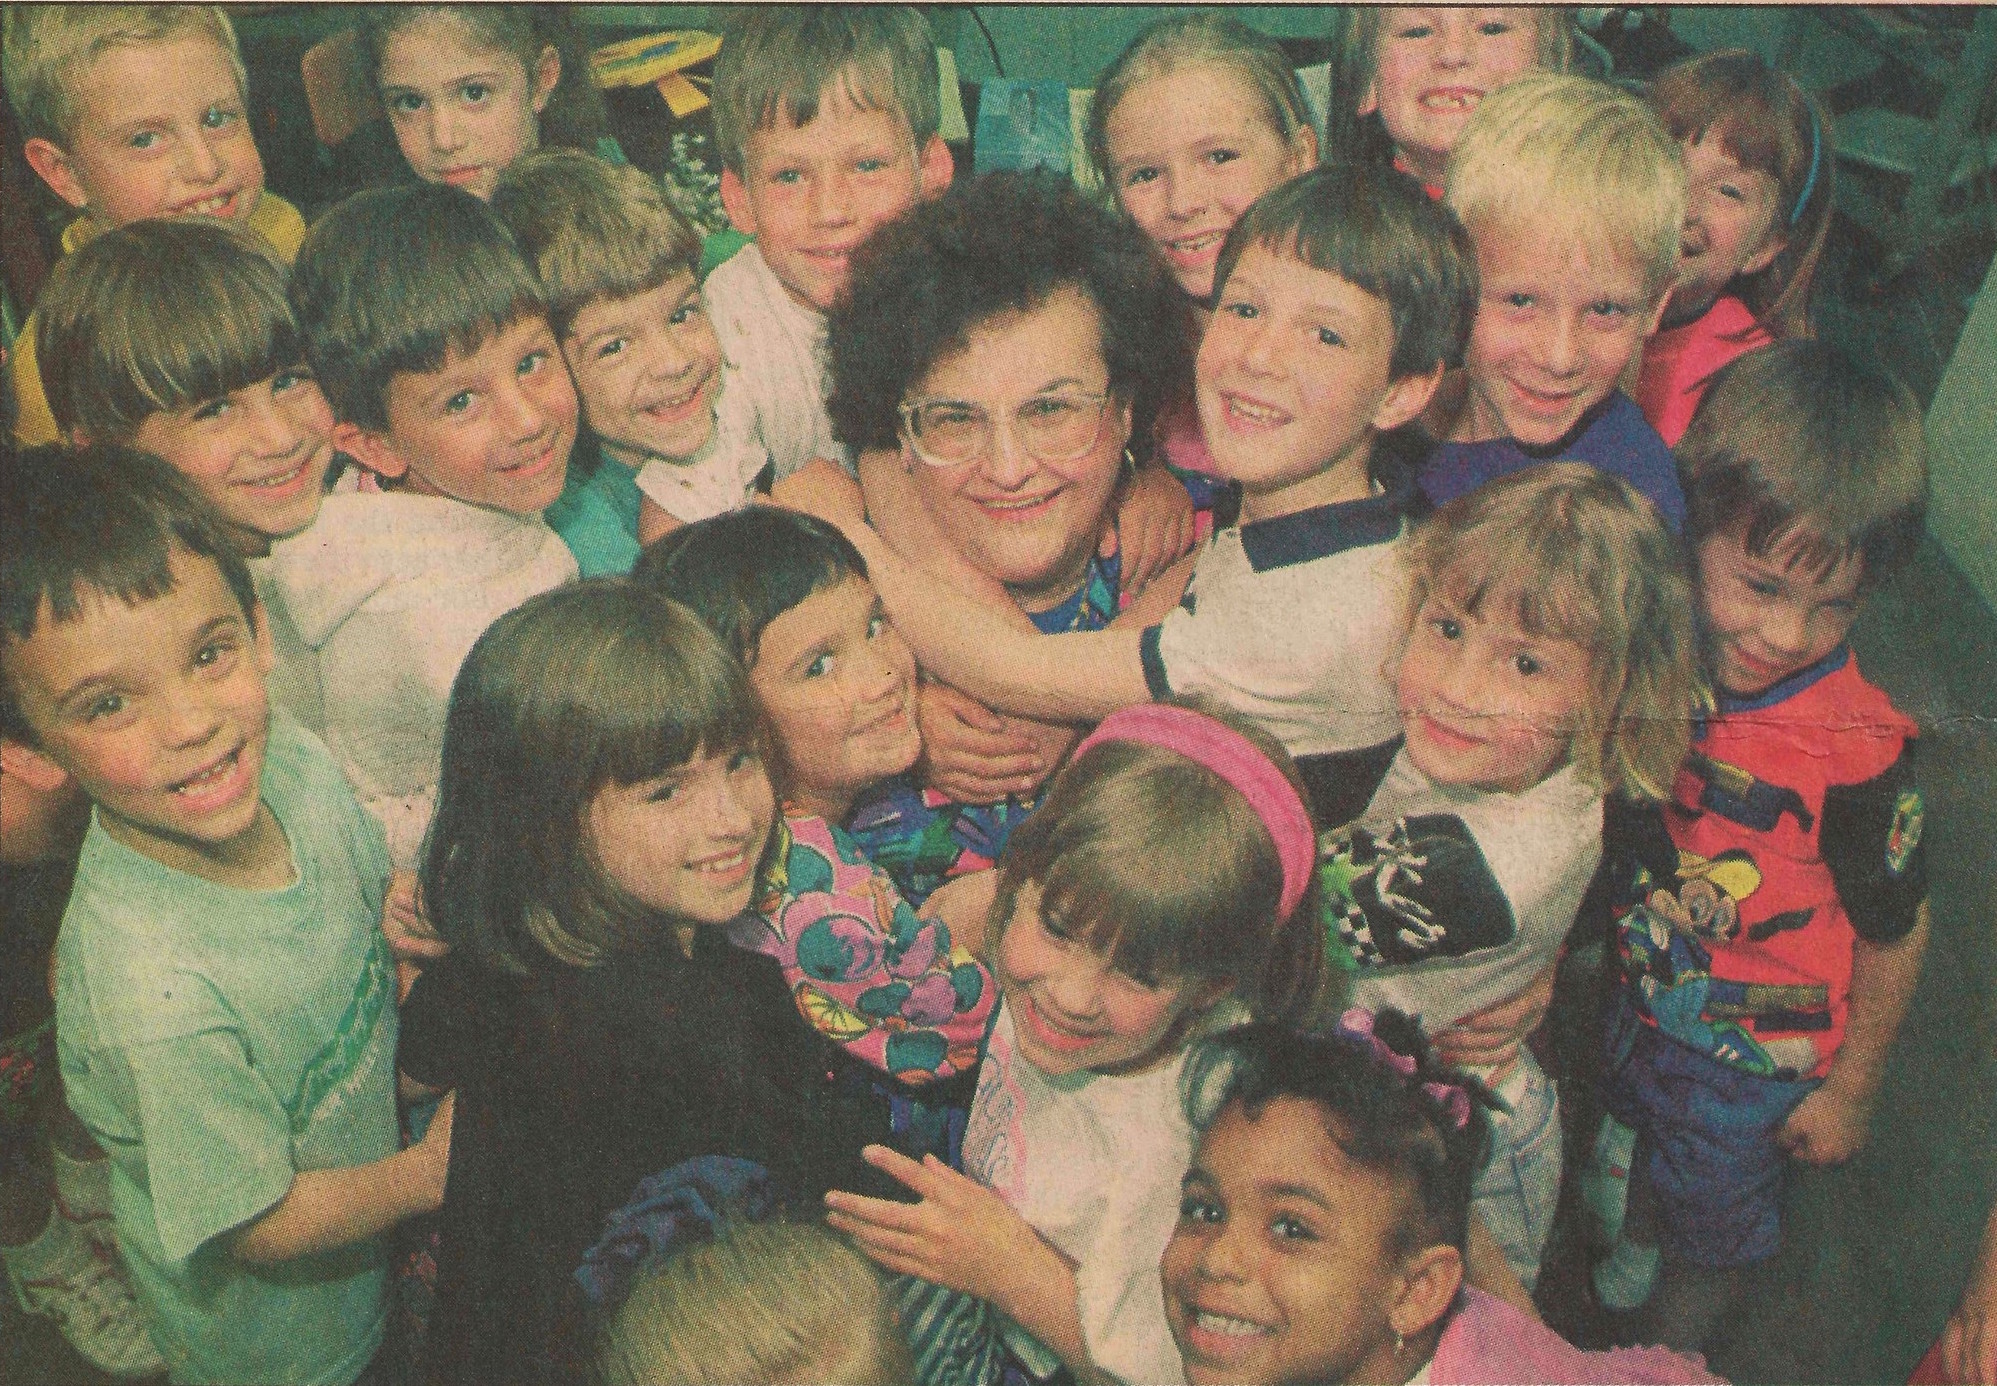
1111;465;1197;596
824;1146;1057;1305
1433;963;1556;1075
771;456;866;531
1942;1234;1997;1384
924;870;999;957
413;1090;455;1209
919;681;1048;805
1777;1082;1873;1166
382;869;448;1001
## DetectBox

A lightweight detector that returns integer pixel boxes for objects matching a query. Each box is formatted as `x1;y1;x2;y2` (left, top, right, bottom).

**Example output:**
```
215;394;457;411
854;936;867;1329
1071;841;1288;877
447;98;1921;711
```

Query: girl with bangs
1318;463;1702;1293
1636;51;1835;446
394;582;887;1386
824;700;1326;1386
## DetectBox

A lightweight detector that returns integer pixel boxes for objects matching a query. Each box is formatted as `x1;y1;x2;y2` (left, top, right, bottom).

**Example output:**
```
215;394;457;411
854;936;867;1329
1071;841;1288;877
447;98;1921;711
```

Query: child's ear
1371;363;1447;434
0;737;71;796
917;134;955;196
1643;291;1672;339
333;422;409;481
1387;1242;1463;1341
1741;230;1787;279
22;138;91;212
719;167;759;237
251;602;276;679
1357;79;1379;119
1287;123;1320;175
530;44;560;115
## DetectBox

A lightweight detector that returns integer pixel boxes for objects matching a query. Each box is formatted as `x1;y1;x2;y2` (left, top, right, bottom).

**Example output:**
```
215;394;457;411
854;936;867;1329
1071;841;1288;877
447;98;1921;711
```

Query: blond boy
492;150;770;572
1422;73;1688;532
3;5;306;446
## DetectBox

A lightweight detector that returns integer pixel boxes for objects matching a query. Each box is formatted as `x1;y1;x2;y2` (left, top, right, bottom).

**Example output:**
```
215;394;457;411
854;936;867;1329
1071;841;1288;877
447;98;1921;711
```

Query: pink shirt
1635;295;1775;447
1431;1289;1724;1384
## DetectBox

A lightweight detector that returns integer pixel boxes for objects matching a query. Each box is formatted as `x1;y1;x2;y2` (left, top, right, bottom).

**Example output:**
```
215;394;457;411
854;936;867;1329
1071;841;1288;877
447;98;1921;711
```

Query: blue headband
573;1157;782;1312
1790;105;1821;227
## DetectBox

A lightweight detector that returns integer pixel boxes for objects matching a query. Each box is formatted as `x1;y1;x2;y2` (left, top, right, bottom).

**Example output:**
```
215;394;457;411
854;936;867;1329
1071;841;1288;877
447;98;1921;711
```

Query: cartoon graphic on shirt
1318;814;1515;968
1685;750;1813;833
1887;788;1924;876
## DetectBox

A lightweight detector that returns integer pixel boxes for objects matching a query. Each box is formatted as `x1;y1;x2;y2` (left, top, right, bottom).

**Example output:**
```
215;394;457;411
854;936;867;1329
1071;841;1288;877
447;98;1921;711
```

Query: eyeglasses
897;391;1114;468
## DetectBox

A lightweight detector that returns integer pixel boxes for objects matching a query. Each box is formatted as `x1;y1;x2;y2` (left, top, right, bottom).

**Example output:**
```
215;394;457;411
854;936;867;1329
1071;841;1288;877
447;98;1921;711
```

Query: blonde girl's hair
1084;13;1315;197
989;698;1325;1025
597;1220;913;1386
359;4;611;154
1;4;246;147
1446;72;1685;303
1401;463;1702;802
421;581;764;975
1647;50;1834;338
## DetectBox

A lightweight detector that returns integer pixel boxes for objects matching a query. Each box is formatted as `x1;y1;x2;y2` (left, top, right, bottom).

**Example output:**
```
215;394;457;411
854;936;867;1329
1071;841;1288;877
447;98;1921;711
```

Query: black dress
399;926;896;1386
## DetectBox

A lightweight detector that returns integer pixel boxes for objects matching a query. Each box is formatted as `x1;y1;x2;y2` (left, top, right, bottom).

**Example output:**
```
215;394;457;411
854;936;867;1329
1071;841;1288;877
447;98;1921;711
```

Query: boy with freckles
4;4;306;447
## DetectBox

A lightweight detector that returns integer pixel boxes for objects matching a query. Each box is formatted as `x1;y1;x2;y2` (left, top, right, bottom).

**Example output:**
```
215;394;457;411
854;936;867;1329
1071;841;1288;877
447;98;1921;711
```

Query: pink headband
1072;705;1315;920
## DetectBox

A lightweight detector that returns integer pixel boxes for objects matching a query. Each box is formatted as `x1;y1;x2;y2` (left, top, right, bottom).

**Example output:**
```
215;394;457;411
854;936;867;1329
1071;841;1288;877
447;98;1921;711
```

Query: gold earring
1393;1331;1405;1356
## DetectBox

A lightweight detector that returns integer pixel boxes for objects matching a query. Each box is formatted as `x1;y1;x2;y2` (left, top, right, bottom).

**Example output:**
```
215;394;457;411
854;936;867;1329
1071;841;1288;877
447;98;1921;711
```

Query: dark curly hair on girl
824;169;1194;462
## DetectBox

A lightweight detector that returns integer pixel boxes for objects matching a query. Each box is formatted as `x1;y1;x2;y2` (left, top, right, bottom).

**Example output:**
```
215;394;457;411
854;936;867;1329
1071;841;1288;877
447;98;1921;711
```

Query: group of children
0;5;1987;1385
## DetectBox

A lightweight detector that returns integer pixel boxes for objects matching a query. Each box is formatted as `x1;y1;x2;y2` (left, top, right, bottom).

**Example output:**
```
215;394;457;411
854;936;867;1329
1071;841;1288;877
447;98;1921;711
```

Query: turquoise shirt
546;431;644;577
55;714;397;1385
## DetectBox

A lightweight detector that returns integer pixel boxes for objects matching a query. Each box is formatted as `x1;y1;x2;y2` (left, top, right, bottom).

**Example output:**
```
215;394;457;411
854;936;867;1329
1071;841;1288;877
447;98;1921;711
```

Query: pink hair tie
1071;705;1315;921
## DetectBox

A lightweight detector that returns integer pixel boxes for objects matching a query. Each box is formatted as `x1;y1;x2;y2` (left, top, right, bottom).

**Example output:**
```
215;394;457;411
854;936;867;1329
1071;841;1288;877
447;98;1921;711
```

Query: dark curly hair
1184;1014;1496;1256
825;170;1194;461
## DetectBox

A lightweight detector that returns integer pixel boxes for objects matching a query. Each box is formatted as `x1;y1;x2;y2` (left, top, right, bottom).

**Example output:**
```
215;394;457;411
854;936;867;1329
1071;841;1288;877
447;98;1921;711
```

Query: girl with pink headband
826;699;1324;1386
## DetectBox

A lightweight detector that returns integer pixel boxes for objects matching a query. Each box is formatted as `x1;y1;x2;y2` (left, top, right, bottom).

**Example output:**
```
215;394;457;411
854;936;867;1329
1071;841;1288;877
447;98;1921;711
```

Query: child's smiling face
1162;1097;1422;1386
377;13;556;200
1460;225;1664;448
29;33;265;229
1197;244;1436;521
130;368;338;550
747;575;920;820
1694;525;1862;697
1362;8;1542;186
1396;584;1592;794
721;84;951;312
4;550;272;866
1104;66;1315;301
1670;134;1787;322
363;314;578;515
588;746;775;924
563;272;722;468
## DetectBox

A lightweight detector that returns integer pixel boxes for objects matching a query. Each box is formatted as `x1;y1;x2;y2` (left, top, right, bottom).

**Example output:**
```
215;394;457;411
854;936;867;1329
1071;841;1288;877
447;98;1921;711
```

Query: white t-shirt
702;242;848;480
964;1005;1191;1386
1140;471;1413;760
1336;750;1605;1028
632;361;773;524
249;557;324;736
266;490;577;867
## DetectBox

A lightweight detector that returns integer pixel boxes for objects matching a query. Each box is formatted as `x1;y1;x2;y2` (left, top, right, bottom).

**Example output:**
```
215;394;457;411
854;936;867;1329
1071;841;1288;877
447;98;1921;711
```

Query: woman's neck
1007;543;1098;616
786;784;852;823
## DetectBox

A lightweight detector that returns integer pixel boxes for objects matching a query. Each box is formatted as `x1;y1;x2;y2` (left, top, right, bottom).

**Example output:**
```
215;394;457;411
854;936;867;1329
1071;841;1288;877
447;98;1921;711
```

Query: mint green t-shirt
55;713;398;1386
546;431;643;578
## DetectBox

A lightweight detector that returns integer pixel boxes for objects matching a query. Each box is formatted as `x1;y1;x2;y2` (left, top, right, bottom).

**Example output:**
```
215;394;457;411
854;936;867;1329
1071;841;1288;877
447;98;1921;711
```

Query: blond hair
491;150;702;340
1445;72;1684;300
598;1221;912;1386
2;5;245;146
1402;463;1701;802
35;218;297;441
1085;13;1314;193
711;6;938;175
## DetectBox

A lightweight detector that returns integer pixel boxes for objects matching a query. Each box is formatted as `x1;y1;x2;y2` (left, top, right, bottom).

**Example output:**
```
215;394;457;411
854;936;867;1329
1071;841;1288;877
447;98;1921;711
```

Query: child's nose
1536;312;1582;376
1194;1218;1254;1282
246;400;304;459
428;104;466;154
810;169;854;226
177;130;226;184
1435;18;1473;65
161;691;226;750
1165;168;1206;221
707;771;761;837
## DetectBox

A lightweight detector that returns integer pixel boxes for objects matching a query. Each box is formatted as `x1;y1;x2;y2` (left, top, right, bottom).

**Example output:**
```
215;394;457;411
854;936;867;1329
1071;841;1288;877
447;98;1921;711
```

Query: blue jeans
1472;1048;1562;1291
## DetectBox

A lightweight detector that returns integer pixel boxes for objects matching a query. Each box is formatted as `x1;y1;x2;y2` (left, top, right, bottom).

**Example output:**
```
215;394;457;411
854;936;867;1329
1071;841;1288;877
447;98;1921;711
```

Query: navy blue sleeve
1821;741;1926;944
1576;393;1686;532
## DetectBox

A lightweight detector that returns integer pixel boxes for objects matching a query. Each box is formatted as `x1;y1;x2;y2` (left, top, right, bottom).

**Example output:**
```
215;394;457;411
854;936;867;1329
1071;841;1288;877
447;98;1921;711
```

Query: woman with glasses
824;170;1196;906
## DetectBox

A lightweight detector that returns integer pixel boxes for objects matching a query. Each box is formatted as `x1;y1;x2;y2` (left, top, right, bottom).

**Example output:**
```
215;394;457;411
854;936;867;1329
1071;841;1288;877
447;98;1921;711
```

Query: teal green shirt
546;432;644;577
55;714;397;1385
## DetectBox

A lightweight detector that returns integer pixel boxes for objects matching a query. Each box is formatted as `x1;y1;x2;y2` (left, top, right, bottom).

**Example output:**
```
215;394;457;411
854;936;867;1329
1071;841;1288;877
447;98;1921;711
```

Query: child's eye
1271;1213;1316;1242
1718;182;1746;203
1122;165;1160;188
191;397;232;423
84;692;126;722
649;779;681;804
1588;300;1632;320
1206;147;1240;167
200;104;240;131
1394;22;1436;39
1180;1194;1223;1226
867;614;888;640
460;81;491;104
1433;615;1463;640
727;749;762;775
1316;327;1345;348
1221;301;1258;321
1111;966;1164;994
770;168;804;186
271;369;313;393
855;157;889;174
444;390;477;416
1477;20;1515;35
387;92;425;116
518;350;549;377
1512;653;1543;677
668;301;703;328
595;337;627;361
804;653;833;679
129;129;162;151
1504;292;1535;310
193;638;237;670
1745;576;1782;598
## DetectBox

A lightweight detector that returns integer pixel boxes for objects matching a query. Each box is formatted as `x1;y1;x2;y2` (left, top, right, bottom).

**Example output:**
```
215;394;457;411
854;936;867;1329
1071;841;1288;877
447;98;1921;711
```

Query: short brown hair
990;698;1324;1025
36;218;299;441
1648;50;1833;338
491;150;702;340
2;5;245;146
1678;340;1926;588
711;6;938;175
1446;72;1684;302
1401;462;1702;802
